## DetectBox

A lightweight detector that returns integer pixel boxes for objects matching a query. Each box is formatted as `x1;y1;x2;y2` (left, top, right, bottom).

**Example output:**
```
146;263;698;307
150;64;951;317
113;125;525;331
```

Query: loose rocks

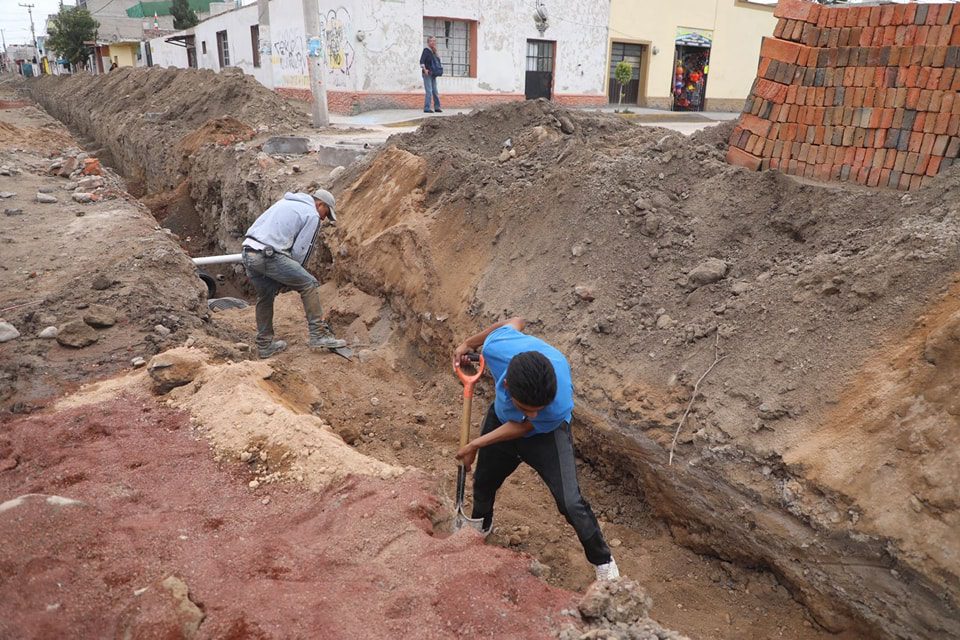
147;349;206;392
578;579;653;624
0;321;21;343
56;320;98;348
36;193;58;204
82;304;118;328
38;326;59;339
687;258;729;288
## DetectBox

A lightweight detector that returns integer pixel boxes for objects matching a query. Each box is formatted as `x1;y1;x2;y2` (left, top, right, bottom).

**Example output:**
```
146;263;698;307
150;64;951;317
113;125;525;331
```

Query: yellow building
108;41;141;67
608;0;776;111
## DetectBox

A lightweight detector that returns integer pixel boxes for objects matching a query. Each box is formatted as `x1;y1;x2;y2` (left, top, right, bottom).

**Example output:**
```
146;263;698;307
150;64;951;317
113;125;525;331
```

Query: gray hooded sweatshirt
243;192;320;265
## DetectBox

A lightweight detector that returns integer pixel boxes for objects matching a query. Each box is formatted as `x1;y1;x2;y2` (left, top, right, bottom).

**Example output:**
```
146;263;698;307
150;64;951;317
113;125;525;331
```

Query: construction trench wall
25;72;960;640
727;0;960;190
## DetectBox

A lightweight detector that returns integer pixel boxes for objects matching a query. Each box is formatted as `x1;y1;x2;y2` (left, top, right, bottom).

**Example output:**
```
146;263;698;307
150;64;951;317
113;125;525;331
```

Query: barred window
423;17;473;77
216;30;230;68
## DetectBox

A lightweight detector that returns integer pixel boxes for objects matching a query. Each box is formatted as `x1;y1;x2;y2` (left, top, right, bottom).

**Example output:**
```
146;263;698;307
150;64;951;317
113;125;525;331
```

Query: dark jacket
420;47;438;73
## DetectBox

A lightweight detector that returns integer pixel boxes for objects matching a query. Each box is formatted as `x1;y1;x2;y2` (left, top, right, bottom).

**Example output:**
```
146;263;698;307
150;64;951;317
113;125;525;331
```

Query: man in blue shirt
453;317;620;581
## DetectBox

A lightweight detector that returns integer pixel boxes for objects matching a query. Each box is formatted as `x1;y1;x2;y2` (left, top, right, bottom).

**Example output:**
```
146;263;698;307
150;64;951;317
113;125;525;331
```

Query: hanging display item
671;27;712;112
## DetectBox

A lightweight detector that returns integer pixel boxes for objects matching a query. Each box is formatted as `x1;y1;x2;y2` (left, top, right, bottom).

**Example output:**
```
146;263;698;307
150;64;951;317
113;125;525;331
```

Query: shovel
454;353;486;532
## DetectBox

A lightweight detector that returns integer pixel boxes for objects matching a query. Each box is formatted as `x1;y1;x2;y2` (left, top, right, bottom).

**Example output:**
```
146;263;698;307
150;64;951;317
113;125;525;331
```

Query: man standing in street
453;317;620;581
241;189;346;359
419;36;442;114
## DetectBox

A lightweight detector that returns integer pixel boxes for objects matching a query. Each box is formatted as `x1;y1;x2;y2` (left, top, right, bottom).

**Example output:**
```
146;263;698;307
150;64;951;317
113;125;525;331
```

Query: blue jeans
242;248;323;348
423;73;440;111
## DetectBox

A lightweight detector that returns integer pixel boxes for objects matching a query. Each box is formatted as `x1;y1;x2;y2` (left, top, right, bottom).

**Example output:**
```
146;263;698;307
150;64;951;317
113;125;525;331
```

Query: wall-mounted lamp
652;45;659;55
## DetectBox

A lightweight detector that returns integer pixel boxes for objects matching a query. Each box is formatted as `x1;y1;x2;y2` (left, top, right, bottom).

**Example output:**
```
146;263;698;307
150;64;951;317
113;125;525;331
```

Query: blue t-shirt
481;326;574;435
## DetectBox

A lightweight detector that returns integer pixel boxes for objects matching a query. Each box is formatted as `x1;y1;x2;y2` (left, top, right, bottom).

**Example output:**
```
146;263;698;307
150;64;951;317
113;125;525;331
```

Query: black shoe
424;109;433;113
434;109;443;113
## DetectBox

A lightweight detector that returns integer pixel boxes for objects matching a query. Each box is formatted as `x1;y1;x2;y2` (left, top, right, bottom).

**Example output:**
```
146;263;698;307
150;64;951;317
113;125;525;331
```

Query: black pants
471;404;612;566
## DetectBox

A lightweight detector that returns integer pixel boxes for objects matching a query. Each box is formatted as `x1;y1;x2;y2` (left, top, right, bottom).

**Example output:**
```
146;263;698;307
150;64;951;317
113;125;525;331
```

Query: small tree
171;0;199;30
46;6;98;68
614;60;633;113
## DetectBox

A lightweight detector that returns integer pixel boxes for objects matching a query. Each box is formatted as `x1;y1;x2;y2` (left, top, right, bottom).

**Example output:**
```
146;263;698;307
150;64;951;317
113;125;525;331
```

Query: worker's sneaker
308;321;347;350
594;558;620;581
258;340;287;359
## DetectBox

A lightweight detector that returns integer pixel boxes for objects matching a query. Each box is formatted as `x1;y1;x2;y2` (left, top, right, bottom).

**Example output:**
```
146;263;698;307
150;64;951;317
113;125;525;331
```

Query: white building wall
148;0;610;110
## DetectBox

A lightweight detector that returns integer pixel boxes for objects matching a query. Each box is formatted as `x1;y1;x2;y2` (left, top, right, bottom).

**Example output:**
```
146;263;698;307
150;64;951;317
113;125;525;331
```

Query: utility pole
19;3;37;55
257;0;273;90
302;0;329;127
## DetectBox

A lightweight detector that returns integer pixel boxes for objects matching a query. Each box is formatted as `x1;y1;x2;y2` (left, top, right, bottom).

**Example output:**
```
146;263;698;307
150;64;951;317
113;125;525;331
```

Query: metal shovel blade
330;346;353;360
453;464;485;532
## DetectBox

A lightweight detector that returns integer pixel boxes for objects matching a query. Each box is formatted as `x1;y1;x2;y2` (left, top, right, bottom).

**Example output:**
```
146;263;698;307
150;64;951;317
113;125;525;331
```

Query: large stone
119;576;205;640
578;579;652;624
82;304;118;328
0;321;20;343
56;320;98;348
36;192;57;204
147;348;206;392
72;192;95;204
57;156;78;178
687;258;729;288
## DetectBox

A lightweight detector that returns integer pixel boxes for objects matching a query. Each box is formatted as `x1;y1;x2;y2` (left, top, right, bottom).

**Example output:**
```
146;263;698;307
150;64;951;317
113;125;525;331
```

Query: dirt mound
0;395;581;639
328;100;960;637
26;67;307;196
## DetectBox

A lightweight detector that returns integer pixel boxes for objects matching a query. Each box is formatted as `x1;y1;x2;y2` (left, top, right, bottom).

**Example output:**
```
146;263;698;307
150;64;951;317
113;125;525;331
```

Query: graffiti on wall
322;7;354;87
272;27;308;88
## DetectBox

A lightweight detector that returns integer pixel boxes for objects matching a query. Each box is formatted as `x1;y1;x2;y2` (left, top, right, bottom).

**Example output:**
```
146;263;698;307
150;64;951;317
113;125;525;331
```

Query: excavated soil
322;99;959;637
16;70;959;639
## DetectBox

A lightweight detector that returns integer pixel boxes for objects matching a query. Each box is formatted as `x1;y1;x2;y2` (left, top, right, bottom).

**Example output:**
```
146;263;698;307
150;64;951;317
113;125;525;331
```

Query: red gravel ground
0;396;577;639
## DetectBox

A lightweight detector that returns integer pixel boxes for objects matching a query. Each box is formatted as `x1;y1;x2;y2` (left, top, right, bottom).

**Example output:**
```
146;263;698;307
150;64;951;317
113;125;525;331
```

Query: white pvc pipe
192;254;243;266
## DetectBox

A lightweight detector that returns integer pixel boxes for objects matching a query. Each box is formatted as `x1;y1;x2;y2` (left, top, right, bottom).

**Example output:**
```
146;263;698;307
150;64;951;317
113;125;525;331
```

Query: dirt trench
22;70;960;639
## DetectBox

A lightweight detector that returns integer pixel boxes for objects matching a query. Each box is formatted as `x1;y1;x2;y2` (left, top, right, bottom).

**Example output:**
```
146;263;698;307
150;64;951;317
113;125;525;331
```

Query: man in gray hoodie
241;189;346;358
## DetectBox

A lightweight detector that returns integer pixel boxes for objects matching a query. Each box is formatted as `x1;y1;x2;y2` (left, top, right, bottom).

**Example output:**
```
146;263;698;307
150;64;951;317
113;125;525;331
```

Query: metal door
608;42;644;104
525;39;555;100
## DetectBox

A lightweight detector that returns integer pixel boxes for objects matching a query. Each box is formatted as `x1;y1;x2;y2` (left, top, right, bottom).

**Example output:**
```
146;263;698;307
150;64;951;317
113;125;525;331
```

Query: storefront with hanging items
671;28;712;112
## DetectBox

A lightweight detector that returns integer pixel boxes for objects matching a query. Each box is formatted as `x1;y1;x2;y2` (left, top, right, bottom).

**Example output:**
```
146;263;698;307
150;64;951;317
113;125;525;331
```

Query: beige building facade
608;0;776;111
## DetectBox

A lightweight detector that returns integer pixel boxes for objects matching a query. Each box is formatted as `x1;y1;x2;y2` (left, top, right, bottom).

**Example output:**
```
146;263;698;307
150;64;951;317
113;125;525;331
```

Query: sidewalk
328;104;739;135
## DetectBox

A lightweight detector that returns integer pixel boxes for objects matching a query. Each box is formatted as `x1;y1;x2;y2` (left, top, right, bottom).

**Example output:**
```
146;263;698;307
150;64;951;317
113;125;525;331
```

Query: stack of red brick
727;0;960;190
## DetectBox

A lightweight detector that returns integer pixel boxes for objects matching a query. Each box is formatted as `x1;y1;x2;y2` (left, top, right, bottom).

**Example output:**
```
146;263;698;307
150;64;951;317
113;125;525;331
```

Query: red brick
939;68;953;90
905;25;919;46
893;4;907;25
756;78;789;103
775;0;822;23
926;156;942;177
792;20;805;41
939;5;953;26
868;6;882;27
759;57;773;78
929;70;944;94
909;131;924;152
917;89;933;111
881;108;895;129
774;18;787;39
933;45;948;67
726;147;762;171
880;4;896;25
927;5;940;26
741;113;773;138
906;87;921;108
938;24;952;46
933;134;950;156
760;37;807;64
952;25;960;46
917;26;931;47
904;3;918;25
953;6;960;25
920;133;936;156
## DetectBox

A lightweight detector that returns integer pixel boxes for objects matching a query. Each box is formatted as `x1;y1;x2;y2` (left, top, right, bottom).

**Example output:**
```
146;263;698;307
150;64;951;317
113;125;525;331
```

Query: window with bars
216;30;230;68
526;40;554;72
423;18;473;77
